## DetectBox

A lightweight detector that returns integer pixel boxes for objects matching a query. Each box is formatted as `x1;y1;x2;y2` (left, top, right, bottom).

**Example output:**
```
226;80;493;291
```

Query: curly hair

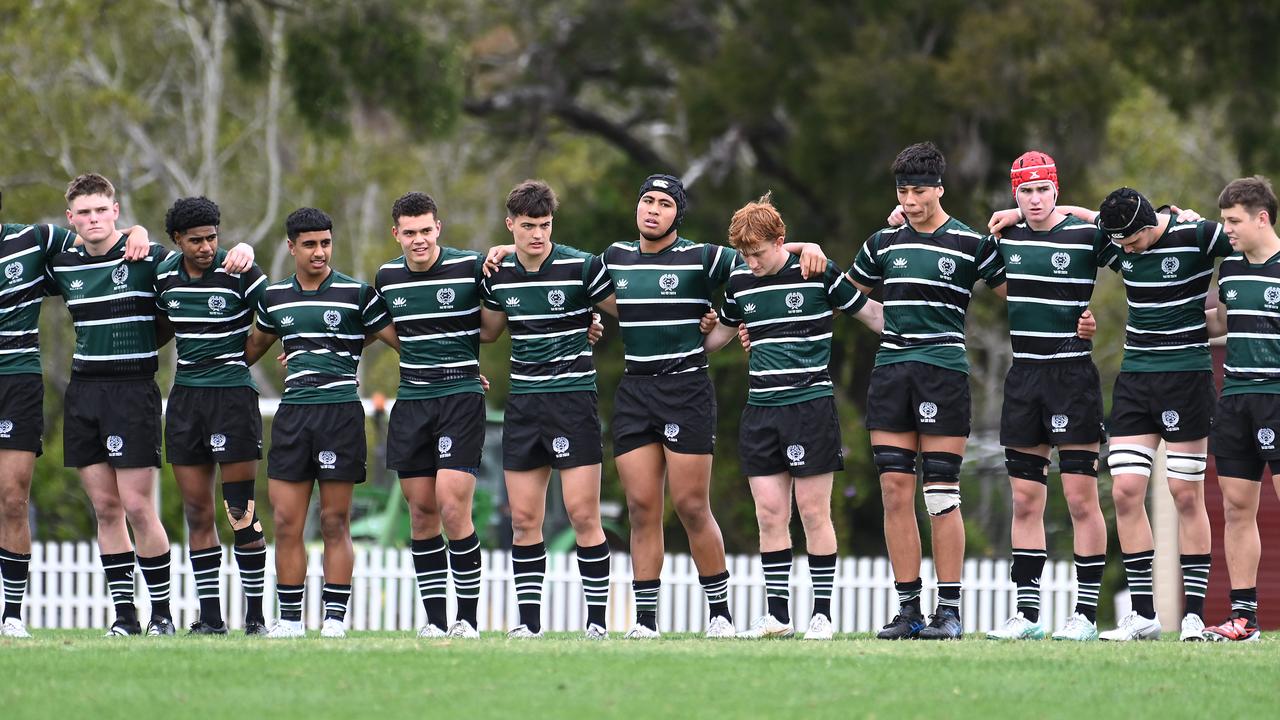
164;196;221;239
391;192;439;224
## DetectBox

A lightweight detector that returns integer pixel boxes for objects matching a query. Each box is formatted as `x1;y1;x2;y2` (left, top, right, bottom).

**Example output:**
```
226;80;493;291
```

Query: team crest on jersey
1259;428;1276;450
614;278;629;290
547;289;566;309
436;287;455;307
1161;410;1180;430
785;291;804;312
323;310;341;328
438;436;453;458
892;257;909;269
918;402;938;422
280;315;295;327
658;273;679;294
210;433;226;451
391;296;407;308
1161;257;1180;276
786;444;806;465
318;450;337;469
69;279;84;290
552;436;570;457
1008;254;1022;265
664;423;680;441
4;262;22;282
1120;260;1134;272
0;420;13;438
167;299;181;309
1051;252;1071;273
111;264;129;287
1225;289;1238;302
106;435;124;456
743;303;757;314
207;295;226;313
1051;414;1069;432
1265;287;1280;306
937;257;956;278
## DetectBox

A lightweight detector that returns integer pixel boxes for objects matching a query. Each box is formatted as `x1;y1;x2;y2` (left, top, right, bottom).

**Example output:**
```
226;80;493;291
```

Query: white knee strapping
1166;452;1208;482
923;485;961;516
1106;444;1155;478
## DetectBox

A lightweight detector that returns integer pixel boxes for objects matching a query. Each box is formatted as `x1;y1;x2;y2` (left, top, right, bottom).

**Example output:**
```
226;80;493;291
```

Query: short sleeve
40;224;77;262
241;264;269;309
704;243;738;287
255;294;277;333
1094;229;1120;271
480;275;502;310
1199;221;1233;259
585;254;613;304
826;262;867;314
976;235;1006;288
849;233;883;286
362;285;391;332
719;276;743;327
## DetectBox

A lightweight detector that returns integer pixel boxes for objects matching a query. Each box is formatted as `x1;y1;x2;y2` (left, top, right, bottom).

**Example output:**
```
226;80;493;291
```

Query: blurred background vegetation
3;0;1276;598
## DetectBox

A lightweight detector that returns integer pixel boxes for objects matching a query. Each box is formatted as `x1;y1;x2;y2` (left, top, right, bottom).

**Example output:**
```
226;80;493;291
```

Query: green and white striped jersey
155;248;268;389
255;270;391;405
0;223;76;375
601;237;737;375
979;216;1110;363
849;217;1003;374
1100;219;1232;373
1217;250;1280;396
375;247;485;400
480;243;613;394
721;256;867;406
49;234;172;379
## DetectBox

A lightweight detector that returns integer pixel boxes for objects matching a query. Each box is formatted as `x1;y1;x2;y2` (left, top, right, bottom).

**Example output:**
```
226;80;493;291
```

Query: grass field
3;630;1276;719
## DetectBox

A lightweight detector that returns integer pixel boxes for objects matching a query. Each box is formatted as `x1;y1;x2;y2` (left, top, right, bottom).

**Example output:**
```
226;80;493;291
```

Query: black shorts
64;378;162;469
268;402;366;483
502;391;602;471
1210;393;1280;481
387;393;485;476
866;361;971;436
739;396;844;478
165;385;263;465
612;372;717;457
0;374;43;455
1109;370;1214;442
1000;361;1105;448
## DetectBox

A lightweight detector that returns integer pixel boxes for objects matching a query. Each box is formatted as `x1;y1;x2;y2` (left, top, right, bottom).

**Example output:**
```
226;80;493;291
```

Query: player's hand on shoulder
886;205;906;228
123;226;151;260
224;243;256;273
987;208;1021;237
483;245;514;277
1169;205;1202;223
798;243;826;279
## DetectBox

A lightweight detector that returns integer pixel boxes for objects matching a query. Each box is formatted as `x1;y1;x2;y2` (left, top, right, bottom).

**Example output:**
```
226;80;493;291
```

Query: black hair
506;180;559;218
392;192;440;224
164;196;221;239
285;207;333;241
891;142;947;178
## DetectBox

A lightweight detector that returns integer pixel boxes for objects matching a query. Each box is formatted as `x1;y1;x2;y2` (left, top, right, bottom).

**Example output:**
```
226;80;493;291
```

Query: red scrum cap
1010;151;1058;196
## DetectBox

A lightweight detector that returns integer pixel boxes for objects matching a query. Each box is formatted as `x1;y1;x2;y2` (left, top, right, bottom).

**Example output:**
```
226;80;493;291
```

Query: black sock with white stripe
277;584;304;622
511;542;546;633
234;545;267;624
448;532;482;627
1180;553;1211;619
412;535;448;629
101;551;137;623
809;553;837;619
0;547;31;621
761;548;793;624
577;542;611;629
137;552;172;620
896;578;923;614
1122;550;1156;619
699;571;732;623
937;581;962;618
322;582;351;622
1011;548;1047;623
633;579;660;630
1073;553;1105;623
189;545;223;626
1230;587;1258;624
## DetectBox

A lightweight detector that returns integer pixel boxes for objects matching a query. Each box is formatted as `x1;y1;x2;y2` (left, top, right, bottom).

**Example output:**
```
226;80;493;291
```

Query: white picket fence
24;542;1078;634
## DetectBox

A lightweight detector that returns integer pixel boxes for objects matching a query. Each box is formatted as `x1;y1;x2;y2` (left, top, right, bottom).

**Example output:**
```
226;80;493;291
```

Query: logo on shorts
547;289;566;309
1258;428;1277;450
318;450;337;469
658;274;679;294
106;435;124;457
892;257;909;269
1265;287;1280;307
1008;254;1022;265
280;315;295;327
552;436;570;458
918;402;938;422
167;299;181;309
207;295;226;313
392;296;407;308
323;310;341;329
436;287;455;307
664;423;680;441
1051;252;1071;273
4;262;22;282
0;420;12;438
69;279;84;291
1120;260;1134;273
937;257;956;278
111;264;129;287
614;278;629;291
743;303;757;314
438;436;453;458
1051;414;1069;432
786;444;806;466
1225;289;1238;302
1161;257;1180;276
1161;410;1180;431
784;291;804;312
210;433;226;451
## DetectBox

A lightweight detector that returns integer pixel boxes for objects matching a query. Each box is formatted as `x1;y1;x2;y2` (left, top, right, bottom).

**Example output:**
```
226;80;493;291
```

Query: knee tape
873;445;917;476
1058;449;1099;478
1106;444;1154;478
1005;449;1049;484
923;485;962;516
222;480;264;545
1166;452;1207;483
